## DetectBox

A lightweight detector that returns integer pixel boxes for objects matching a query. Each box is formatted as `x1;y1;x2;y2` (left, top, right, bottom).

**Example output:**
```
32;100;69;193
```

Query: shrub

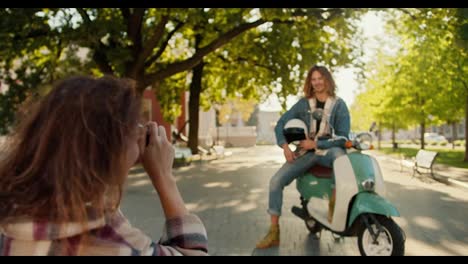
454;140;466;147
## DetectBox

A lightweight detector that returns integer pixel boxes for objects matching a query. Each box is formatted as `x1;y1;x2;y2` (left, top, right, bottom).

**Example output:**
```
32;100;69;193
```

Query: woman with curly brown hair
0;76;208;256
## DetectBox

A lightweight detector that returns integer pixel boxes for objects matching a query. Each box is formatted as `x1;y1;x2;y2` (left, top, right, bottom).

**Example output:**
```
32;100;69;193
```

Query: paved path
122;146;360;255
369;150;468;190
121;145;468;256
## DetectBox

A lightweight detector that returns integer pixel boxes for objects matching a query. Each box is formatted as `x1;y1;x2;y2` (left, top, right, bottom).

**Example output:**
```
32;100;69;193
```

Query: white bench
412;149;438;178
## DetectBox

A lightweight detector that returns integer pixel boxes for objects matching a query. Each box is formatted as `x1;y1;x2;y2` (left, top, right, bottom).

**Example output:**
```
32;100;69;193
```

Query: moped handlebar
323;134;373;150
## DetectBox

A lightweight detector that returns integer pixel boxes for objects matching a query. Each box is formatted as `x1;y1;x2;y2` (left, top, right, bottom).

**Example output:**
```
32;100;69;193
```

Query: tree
183;8;363;153
0;8;258;132
0;8;363;137
351;49;415;149
389;8;467;155
0;8;95;133
355;8;467;160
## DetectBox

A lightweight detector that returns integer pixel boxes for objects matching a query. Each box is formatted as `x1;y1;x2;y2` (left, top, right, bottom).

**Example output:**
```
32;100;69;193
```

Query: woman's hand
299;139;317;151
282;144;295;163
139;122;175;188
138;122;188;219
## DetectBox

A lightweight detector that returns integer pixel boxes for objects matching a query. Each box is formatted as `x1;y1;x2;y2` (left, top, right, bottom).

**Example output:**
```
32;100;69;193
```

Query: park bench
410;149;438;178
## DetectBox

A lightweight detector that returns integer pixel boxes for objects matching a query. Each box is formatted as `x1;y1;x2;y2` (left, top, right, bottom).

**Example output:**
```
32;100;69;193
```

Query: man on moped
256;65;350;249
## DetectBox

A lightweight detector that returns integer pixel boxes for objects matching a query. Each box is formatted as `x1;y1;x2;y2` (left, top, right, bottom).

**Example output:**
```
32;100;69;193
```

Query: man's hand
299;139;317;151
282;144;295;163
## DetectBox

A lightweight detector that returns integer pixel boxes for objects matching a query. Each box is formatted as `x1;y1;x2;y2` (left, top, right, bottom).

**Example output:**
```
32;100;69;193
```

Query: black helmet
283;119;308;144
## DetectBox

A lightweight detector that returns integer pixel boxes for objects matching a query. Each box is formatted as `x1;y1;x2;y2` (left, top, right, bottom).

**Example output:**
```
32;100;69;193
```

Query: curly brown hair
0;75;141;224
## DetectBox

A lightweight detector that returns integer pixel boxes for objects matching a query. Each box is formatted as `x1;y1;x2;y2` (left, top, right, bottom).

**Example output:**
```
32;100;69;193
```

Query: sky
259;12;385;112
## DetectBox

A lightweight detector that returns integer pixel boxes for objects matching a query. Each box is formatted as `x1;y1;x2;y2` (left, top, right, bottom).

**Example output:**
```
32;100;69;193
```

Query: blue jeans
268;147;346;216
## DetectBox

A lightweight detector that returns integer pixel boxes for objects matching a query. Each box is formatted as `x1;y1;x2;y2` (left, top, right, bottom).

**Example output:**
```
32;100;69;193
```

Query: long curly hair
303;65;336;98
0;75;141;224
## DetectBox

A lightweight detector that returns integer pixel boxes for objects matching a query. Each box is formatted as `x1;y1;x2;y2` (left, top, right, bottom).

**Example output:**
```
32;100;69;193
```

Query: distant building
256;110;280;145
141;89;173;140
175;92;256;148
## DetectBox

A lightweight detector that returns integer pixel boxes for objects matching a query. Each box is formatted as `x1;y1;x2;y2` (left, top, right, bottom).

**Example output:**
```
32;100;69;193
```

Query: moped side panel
369;156;386;196
348;192;400;227
330;156;359;231
347;153;375;191
303;156;359;232
347;153;386;196
296;173;333;200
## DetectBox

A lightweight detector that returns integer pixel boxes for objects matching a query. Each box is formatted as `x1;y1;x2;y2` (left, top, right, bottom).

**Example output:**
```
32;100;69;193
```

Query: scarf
308;97;337;155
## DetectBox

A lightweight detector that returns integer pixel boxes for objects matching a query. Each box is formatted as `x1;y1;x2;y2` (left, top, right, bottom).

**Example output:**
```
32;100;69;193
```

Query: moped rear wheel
358;215;405;256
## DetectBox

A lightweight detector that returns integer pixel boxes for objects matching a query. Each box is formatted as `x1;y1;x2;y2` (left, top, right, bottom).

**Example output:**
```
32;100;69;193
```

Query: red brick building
142;90;187;141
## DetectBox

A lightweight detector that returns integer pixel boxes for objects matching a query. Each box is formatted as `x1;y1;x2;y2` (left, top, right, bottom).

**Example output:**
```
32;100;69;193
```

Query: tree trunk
135;77;147;96
215;108;220;145
377;121;382;150
451;121;457;150
465;94;468;162
187;61;205;155
420;121;425;150
391;122;396;151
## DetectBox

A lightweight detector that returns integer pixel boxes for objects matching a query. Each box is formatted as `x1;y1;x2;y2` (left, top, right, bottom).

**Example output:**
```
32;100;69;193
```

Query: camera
145;129;150;146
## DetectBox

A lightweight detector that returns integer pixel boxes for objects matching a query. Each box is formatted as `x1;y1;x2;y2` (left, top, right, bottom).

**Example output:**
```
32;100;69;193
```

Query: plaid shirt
0;209;208;256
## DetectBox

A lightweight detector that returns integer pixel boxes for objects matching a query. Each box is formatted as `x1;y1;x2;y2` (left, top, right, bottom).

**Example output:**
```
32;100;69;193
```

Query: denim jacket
275;97;350;150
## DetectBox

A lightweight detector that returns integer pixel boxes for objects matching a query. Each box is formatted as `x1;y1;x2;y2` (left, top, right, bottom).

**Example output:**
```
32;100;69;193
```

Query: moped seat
308;165;334;179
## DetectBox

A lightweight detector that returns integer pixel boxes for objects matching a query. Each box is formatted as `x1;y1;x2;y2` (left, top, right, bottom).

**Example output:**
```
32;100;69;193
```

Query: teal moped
286;117;405;256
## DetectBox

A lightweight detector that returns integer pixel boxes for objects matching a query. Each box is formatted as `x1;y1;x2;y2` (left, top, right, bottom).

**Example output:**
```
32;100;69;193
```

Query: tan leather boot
256;225;280;249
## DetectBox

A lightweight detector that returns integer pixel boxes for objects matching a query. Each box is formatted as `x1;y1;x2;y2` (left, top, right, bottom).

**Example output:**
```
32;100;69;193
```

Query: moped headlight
355;133;373;150
361;179;375;191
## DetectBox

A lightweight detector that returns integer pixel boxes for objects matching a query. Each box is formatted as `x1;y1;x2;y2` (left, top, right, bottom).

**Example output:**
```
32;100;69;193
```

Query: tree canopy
0;8;364;134
351;8;467;160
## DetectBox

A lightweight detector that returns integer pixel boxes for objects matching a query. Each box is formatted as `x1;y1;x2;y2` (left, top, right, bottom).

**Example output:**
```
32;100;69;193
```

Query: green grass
378;147;468;169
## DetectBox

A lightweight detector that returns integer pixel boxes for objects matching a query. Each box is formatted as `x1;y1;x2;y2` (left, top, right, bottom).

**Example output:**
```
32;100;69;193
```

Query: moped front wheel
358;215;405;256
